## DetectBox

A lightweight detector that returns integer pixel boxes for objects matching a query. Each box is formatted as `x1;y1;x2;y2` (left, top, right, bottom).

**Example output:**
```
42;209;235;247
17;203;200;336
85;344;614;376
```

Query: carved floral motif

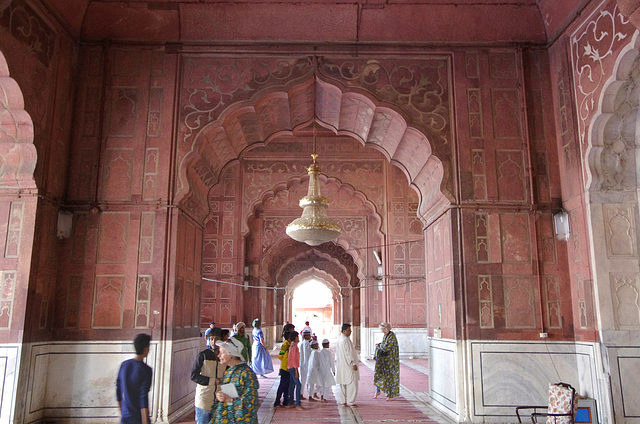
181;57;310;143
319;57;451;146
0;0;55;66
571;3;634;145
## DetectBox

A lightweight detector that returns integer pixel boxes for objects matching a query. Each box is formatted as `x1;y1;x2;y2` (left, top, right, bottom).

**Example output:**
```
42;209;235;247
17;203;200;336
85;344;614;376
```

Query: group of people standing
191;319;274;424
273;323;337;410
115;320;400;424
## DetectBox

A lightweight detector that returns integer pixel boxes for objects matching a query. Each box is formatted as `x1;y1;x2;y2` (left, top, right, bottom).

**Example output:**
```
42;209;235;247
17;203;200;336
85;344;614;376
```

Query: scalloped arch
283;266;344;295
587;32;640;192
177;75;450;225
0;50;36;190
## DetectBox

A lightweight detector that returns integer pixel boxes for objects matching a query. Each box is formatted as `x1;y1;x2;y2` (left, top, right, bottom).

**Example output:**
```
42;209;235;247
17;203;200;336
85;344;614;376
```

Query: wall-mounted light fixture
243;265;250;291
553;209;571;241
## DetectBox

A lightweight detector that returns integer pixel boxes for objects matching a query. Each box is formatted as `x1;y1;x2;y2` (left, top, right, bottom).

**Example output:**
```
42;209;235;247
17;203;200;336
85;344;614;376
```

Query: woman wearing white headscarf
373;322;400;400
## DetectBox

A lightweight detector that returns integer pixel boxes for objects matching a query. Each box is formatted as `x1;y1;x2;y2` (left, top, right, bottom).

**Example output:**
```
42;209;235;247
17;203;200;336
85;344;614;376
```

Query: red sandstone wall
173;213;204;339
451;47;573;341
58;45;180;342
201;163;245;329
0;0;77;343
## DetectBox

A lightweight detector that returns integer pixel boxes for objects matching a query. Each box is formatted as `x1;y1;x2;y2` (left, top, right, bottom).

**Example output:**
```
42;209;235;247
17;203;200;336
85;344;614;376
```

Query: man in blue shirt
116;334;153;424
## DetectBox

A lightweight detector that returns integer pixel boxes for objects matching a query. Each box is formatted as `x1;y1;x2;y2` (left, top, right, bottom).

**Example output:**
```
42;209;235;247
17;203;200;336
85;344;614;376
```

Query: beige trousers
339;379;359;405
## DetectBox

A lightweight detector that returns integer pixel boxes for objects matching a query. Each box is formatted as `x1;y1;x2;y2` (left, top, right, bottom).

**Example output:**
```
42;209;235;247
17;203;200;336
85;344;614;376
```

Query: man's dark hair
209;321;215;325
221;329;230;339
341;323;351;332
210;327;223;338
134;333;151;355
282;323;294;338
288;331;299;342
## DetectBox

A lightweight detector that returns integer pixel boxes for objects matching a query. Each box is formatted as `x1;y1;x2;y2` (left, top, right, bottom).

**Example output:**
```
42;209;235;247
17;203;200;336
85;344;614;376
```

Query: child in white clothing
306;339;336;402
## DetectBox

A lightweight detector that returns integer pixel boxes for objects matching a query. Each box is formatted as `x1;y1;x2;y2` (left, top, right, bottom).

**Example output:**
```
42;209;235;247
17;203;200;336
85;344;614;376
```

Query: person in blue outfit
116;333;153;424
250;318;274;378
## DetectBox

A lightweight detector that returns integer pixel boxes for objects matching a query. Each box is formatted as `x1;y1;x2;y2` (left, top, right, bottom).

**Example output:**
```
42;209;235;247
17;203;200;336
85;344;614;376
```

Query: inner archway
291;279;334;341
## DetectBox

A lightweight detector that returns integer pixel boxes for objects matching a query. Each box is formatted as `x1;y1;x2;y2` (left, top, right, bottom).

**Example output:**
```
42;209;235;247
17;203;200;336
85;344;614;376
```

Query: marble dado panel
469;341;600;422
169;338;200;415
360;327;430;360
429;338;458;420
0;345;18;424
608;345;640;419
23;341;160;423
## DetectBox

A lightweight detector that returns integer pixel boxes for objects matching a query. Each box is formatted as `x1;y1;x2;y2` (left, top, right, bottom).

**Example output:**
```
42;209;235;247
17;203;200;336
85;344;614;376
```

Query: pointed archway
289;272;337;340
0;48;37;424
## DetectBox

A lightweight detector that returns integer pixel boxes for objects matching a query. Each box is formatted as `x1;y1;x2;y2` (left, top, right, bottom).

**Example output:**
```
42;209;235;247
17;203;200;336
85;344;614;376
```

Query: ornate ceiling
40;0;590;44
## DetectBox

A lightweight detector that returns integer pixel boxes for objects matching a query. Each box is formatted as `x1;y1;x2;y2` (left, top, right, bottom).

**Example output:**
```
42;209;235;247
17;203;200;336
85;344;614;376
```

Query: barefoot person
373;322;400;400
307;339;335;402
336;323;359;407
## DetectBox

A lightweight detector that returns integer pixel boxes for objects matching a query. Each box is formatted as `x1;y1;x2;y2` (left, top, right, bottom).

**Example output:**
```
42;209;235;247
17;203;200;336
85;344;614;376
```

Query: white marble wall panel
169;339;200;414
608;345;640;422
22;340;160;423
361;327;429;359
0;345;19;424
429;338;458;419
469;341;599;423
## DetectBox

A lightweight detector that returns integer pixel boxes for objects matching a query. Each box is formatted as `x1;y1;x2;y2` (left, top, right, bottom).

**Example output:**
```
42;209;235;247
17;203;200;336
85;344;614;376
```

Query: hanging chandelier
286;126;341;246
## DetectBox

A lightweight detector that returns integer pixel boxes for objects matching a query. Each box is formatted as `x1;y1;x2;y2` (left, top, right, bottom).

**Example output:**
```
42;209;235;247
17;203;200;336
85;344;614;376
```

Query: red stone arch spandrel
177;57;453;225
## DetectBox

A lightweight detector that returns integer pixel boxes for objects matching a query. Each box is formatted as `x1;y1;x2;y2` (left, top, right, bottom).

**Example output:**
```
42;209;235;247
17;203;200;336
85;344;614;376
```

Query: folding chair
516;382;576;424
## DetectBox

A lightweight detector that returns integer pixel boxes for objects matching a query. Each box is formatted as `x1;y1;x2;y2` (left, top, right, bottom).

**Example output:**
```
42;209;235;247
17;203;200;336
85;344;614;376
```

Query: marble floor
178;353;454;424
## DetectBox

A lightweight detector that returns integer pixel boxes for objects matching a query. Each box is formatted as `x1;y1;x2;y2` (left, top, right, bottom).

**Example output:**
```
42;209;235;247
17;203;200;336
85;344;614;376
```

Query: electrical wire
201;275;426;290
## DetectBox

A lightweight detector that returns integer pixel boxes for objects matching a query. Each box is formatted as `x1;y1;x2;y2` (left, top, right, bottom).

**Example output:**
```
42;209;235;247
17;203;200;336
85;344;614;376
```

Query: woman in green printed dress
213;338;259;423
373;322;400;400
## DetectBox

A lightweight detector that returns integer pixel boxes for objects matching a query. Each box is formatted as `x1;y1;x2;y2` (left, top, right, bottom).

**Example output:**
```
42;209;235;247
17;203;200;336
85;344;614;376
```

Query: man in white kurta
299;330;312;399
335;323;359;406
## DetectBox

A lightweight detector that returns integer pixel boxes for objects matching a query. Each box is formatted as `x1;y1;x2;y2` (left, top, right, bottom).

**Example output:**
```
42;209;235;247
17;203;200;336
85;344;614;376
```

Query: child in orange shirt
286;331;304;410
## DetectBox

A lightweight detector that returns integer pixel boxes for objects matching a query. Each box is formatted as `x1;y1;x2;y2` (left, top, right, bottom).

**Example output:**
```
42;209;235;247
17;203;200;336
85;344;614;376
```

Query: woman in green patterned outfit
373;322;400;400
214;338;259;423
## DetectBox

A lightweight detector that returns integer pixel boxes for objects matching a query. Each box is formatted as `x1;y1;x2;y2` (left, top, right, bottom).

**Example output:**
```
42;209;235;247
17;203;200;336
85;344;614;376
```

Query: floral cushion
547;383;575;424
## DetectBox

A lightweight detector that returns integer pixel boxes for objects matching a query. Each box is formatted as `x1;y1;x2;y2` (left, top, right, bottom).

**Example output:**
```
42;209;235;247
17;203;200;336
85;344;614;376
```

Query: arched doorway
291;278;334;340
